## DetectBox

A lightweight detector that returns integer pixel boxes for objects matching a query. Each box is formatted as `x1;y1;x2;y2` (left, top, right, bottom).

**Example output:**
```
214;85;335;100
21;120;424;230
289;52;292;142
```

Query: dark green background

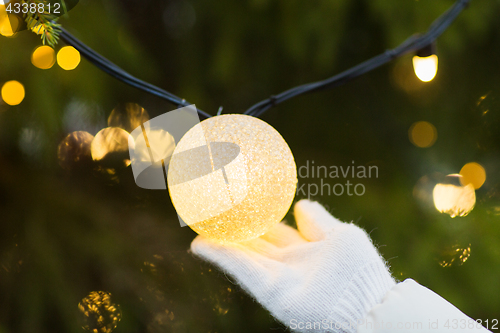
1;0;499;331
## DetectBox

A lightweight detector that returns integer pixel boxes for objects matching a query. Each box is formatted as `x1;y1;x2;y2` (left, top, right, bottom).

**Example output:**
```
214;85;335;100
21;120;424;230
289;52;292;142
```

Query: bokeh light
19;126;44;159
1;80;25;106
433;174;475;217
459;162;486;190
134;128;176;164
439;244;471;267
148;309;176;331
78;291;121;333
57;46;81;70
409;121;437;148
31;45;56;69
91;127;131;166
57;131;94;170
413;173;443;209
31;23;45;35
412;54;438;82
107;102;149;133
0;12;20;37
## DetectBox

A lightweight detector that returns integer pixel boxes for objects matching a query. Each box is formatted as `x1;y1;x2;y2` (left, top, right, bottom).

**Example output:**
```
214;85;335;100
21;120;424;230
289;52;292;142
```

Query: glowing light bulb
412;54;438;82
167;114;297;243
433;174;475;217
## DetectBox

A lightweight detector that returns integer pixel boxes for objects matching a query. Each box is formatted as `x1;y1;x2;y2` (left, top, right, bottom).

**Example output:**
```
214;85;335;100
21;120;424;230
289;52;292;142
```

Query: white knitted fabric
191;199;396;332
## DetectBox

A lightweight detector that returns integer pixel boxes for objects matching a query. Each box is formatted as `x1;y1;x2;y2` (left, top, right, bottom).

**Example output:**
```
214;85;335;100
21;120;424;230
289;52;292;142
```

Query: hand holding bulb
191;200;491;333
162;113;489;332
191;200;396;332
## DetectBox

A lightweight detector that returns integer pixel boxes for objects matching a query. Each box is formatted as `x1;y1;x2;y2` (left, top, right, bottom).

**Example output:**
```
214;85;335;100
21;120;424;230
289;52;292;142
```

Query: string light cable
58;0;470;119
244;0;469;117
59;27;212;119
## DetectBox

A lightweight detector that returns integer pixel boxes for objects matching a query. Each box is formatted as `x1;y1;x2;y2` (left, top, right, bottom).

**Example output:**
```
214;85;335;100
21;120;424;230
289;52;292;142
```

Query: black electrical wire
58;0;469;120
59;27;212;119
245;0;470;117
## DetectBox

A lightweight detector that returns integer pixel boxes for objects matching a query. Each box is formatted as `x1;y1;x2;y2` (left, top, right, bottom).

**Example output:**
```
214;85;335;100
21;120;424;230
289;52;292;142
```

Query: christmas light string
59;0;469;119
244;0;469;117
59;27;212;119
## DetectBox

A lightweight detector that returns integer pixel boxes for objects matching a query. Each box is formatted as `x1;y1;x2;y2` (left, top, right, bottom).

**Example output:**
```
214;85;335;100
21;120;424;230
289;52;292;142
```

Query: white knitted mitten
191;199;396;332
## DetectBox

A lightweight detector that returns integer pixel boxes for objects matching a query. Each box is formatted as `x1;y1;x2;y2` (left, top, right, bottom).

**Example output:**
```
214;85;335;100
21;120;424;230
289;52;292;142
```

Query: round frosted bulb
168;114;297;243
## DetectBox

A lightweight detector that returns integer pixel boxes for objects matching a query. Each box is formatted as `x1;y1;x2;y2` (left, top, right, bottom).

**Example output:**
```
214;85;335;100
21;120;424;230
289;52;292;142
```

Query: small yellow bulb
1;80;25;106
412;54;438;82
57;46;81;70
433;179;475;218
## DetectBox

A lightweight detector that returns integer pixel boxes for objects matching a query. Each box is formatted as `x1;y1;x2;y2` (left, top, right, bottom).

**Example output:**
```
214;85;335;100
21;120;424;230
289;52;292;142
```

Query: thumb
294;199;344;242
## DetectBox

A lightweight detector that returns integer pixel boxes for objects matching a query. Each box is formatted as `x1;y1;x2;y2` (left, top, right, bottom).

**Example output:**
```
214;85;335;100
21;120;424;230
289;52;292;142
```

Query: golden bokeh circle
107;103;149;133
57;131;94;170
31;45;56;69
409;121;437;148
1;80;25;106
91;127;131;166
168;114;297;243
57;46;81;70
0;14;21;37
460;162;486;190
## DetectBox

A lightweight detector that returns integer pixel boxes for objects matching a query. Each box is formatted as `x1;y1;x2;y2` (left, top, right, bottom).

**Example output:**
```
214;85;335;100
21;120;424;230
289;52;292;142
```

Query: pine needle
23;0;67;47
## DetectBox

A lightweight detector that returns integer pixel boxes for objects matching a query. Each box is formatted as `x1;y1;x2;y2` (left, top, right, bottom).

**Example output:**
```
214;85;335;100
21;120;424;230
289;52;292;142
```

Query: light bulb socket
416;42;437;58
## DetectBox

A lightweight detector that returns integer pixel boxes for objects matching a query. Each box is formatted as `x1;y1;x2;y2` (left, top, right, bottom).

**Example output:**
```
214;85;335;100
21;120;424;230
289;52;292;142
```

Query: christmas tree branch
59;26;212;119
24;0;67;47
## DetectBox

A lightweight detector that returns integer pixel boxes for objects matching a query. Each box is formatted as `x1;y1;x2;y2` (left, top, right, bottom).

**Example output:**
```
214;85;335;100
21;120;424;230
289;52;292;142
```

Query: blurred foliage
1;0;500;332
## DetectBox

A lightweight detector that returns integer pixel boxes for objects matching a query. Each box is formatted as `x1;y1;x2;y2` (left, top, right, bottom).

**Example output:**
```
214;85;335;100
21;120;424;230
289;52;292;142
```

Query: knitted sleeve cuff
329;260;396;333
357;279;491;333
